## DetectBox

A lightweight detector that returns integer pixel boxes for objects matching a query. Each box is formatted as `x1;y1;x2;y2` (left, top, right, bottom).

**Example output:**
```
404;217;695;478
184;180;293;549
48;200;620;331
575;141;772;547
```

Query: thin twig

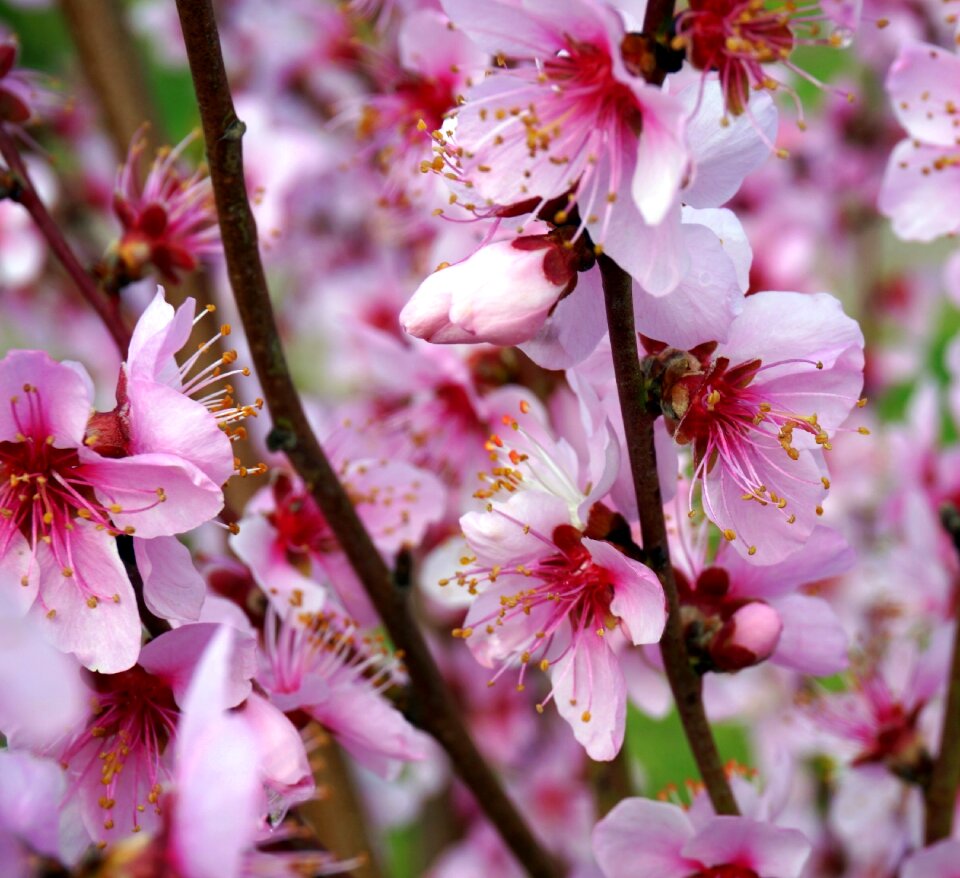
599;255;739;815
924;504;960;843
0;126;131;354
172;3;560;875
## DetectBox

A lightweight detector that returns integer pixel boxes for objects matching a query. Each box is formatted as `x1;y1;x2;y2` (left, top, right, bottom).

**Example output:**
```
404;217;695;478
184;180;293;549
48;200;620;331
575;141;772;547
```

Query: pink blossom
879;42;960;241
86;288;259;622
0;592;87;749
593;798;811;878
258;606;430;779
57;623;257;846
353;7;487;195
676;0;858;118
804;625;950;780
0;751;69;878
431;0;689;294
657;290;864;562
901;840;960;878
105;130;220;288
671;512;854;675
231;443;443;624
439;399;663;758
401;234;590;346
0;350;225;671
160;625;325;878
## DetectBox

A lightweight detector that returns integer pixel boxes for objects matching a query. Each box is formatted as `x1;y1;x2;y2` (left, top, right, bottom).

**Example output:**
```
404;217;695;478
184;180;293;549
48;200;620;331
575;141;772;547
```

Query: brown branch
924;504;960;843
58;0;164;161
297;729;382;878
172;3;560;875
599;255;739;816
0;126;131;354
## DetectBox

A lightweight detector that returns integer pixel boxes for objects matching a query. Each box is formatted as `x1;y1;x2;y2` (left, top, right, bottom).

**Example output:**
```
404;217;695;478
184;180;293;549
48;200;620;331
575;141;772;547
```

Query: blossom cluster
0;0;959;876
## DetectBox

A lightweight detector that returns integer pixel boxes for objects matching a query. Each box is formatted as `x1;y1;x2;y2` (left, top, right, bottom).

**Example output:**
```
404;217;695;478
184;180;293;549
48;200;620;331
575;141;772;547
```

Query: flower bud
401;237;579;346
709;601;782;672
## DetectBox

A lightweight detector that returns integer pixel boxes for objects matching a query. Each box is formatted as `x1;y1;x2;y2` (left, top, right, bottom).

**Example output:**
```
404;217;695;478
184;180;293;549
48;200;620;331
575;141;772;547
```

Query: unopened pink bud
709;601;783;672
401;238;576;347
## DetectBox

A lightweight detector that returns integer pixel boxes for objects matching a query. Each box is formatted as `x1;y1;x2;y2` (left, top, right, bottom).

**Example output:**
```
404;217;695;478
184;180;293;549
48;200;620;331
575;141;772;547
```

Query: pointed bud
709;601;782;671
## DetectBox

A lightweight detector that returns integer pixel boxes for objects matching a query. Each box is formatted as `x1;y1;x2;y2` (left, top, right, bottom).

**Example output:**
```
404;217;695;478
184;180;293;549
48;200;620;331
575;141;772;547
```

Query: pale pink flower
86;287;259;622
805;625;950;781
676;0;858;118
593;798;811;878
0;350;225;672
0;592;87;749
431;0;689;294
901;840;960;878
169;625;333;878
258;606;430;779
57;623;257;846
353;8;487;194
449;403;665;759
231;438;443;624
106;131;220;288
657;290;864;563
0;751;70;878
879;42;960;241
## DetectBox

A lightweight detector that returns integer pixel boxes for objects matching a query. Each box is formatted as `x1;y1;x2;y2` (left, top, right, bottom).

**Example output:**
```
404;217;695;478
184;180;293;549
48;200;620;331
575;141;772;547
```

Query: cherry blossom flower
804;625;951;783
103;131;220;289
656;290;865;562
85;287;258;624
0;592;87;748
675;0;858;119
167;625;335;878
879;42;960;241
57;623;257;846
0;350;225;671
901;840;960;878
0;751;72;878
430;0;690;294
353;8;487;196
231;437;443;624
401;233;594;346
593;798;811;878
258;605;430;779
448;401;664;758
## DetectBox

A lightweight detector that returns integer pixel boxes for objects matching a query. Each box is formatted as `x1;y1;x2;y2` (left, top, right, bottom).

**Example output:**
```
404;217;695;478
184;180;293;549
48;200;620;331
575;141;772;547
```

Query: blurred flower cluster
0;0;960;875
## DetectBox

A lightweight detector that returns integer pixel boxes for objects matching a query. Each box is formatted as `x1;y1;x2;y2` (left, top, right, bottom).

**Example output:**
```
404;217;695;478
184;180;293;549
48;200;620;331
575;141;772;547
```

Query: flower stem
924;504;960;843
172;3;561;875
0;126;131;354
599;254;739;816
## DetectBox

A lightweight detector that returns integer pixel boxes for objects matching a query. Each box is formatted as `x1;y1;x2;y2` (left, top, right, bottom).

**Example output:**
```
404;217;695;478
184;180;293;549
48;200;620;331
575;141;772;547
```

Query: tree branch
924;504;960;843
599;255;739;815
172;3;560;875
0;126;131;354
58;0;164;161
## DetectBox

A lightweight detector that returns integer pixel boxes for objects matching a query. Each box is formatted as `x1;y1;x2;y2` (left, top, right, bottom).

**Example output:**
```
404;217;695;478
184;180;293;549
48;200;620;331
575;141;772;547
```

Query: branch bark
58;0;164;161
172;3;560;875
924;504;960;843
0;126;131;354
599;255;739;815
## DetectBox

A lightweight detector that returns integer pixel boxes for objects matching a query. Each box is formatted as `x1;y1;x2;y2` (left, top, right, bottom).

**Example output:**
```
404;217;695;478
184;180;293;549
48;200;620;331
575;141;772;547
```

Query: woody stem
0;126;131;355
173;2;562;875
599;254;739;816
924;504;960;843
